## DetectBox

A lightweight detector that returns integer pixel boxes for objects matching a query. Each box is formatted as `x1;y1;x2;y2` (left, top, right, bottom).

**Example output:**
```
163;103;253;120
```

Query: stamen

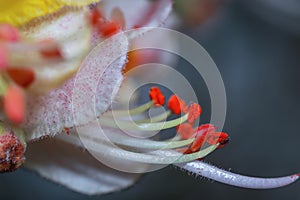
3;85;25;124
206;132;229;149
100;113;188;131
168;95;187;114
58;133;218;164
104;101;154;117
78;128;194;149
189;124;217;152
7;68;35;88
186;103;202;124
137;110;171;123
149;86;165;106
177;123;194;139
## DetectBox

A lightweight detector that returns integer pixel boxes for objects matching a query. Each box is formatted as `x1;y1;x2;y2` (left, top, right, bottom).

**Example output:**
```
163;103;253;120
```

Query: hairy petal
176;161;300;189
22;33;129;141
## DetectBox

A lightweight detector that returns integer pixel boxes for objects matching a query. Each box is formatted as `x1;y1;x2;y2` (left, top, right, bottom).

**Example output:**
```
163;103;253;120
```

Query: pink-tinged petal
102;0;173;29
176;161;299;189
22;34;129;141
25;137;142;195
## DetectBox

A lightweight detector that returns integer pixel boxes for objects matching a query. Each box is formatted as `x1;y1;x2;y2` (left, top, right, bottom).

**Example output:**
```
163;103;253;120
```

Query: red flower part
7;68;35;88
38;39;63;59
0;45;8;70
0;24;20;42
206;132;229;149
89;8;104;26
168;95;187;115
186;103;202;124
177;123;195;139
189;124;217;152
97;21;121;37
3;85;25;124
149;87;165;106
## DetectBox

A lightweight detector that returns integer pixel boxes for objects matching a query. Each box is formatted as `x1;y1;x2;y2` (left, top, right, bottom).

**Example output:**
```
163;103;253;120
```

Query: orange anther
168;95;187;115
149;87;165;106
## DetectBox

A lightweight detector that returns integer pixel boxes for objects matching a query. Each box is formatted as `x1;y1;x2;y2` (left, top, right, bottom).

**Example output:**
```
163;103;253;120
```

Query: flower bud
0;122;26;173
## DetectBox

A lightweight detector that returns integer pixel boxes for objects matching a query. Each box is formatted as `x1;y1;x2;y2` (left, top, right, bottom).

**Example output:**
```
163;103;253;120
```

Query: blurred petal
22;34;129;141
102;0;172;29
19;8;92;94
25;137;142;195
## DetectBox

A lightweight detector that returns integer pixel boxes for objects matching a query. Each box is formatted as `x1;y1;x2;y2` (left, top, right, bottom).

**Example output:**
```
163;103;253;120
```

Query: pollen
149;87;165;106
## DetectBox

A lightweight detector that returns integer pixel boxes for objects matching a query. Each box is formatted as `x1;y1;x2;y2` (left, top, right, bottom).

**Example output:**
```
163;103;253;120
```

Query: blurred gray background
1;1;300;199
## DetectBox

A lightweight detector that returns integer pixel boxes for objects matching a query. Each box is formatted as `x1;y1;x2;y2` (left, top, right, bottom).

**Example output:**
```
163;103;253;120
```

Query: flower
0;0;99;26
1;0;299;196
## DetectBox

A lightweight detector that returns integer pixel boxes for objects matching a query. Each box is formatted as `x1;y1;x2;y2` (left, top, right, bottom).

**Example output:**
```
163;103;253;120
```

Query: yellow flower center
0;0;99;26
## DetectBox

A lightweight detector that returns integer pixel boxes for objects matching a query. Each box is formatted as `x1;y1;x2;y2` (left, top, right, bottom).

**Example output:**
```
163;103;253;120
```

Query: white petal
23;33;129;141
20;8;92;93
101;0;172;29
25;137;142;195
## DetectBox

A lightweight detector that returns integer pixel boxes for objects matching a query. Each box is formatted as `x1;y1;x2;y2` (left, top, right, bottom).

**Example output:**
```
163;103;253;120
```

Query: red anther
39;39;63;59
3;85;25;124
0;45;8;70
89;8;104;26
168;95;187;115
7;68;35;88
186;103;202;124
189;124;217;152
149;87;165;106
177;123;194;139
0;24;20;42
98;21;120;37
206;132;229;149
